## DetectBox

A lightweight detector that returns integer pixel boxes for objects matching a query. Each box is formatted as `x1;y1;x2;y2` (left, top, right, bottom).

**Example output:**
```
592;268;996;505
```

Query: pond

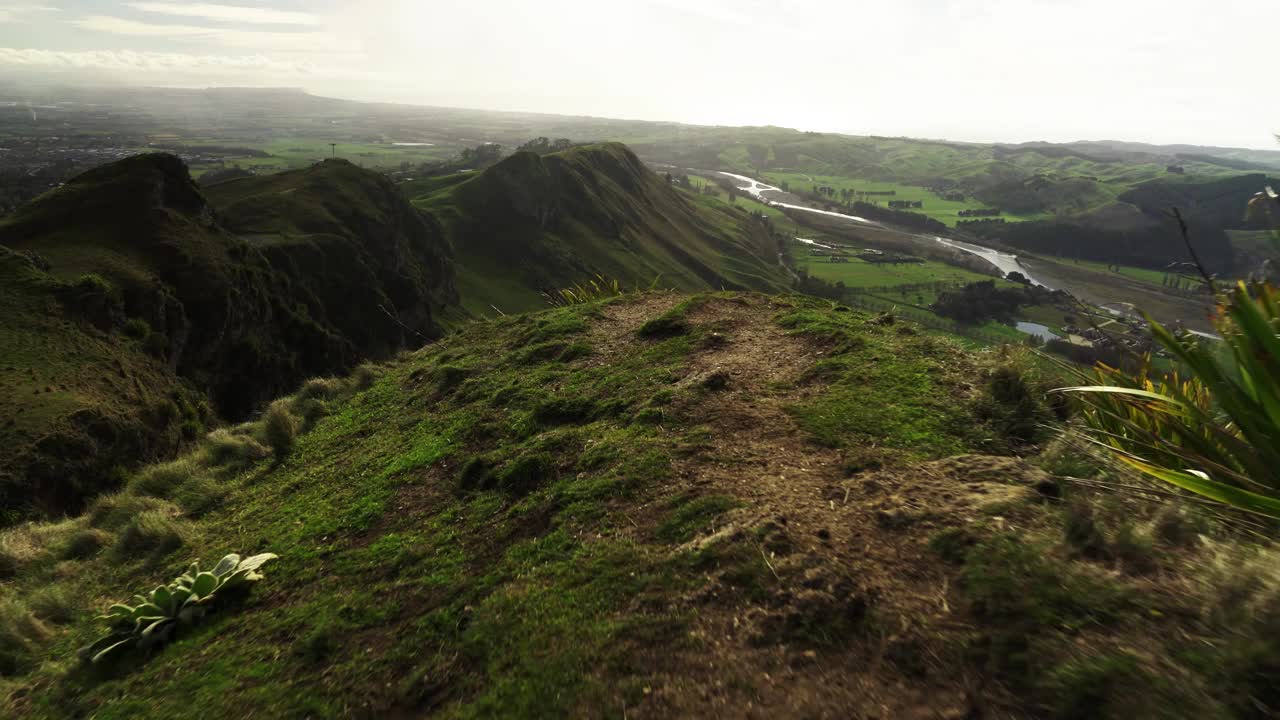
1015;321;1062;342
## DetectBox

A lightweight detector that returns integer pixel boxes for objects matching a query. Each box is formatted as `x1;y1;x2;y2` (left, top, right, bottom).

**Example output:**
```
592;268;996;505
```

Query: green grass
411;143;791;315
767;172;1009;226
0;293;1030;716
257;138;450;170
0;298;715;717
1057;259;1172;287
792;245;1002;289
777;297;1021;456
0;291;1272;718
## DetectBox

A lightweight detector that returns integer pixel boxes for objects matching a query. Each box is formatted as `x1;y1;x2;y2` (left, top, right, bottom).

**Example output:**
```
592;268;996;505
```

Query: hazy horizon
0;0;1275;150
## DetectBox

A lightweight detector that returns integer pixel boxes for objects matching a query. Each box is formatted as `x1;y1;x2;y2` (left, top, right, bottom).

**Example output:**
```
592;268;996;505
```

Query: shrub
203;428;269;469
262;401;300;460
114;510;189;560
61;528;113;560
123;317;150;339
0;596;50;675
1060;281;1280;518
83;553;278;664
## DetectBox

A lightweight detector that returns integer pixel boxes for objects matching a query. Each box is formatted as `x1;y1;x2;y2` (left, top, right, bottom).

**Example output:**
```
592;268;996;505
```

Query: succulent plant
81;552;278;664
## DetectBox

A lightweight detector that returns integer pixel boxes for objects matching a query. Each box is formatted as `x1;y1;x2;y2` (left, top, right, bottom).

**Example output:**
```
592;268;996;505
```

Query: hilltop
0;155;455;519
408;143;791;314
1;292;1274;718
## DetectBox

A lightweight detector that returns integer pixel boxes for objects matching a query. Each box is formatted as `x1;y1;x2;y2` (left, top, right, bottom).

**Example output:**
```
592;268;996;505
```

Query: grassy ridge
410;143;791;315
0;293;1028;716
2;293;1273;718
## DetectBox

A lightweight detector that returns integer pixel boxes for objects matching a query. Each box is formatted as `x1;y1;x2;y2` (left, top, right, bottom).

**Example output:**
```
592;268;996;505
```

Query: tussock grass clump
974;364;1054;449
431;364;474;395
351;363;383;391
262;401;301;461
88;493;175;532
298;377;344;401
533;397;598;426
290;397;331;430
518;341;592;365
203;428;269;469
29;585;78;625
114;509;190;560
0;596;50;676
61;527;113;560
637;314;690;339
172;476;226;517
497;453;556;496
0;543;19;579
1149;504;1205;548
456;456;496;494
1036;436;1106;479
0;519;84;576
129;457;201;498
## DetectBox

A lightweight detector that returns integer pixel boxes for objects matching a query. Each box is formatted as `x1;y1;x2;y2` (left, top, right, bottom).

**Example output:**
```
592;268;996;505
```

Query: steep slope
2;293;1272;719
413;143;791;313
0;154;455;518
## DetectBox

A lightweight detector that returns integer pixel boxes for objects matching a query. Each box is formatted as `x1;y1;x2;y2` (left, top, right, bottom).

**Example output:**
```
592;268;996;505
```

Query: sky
0;0;1274;148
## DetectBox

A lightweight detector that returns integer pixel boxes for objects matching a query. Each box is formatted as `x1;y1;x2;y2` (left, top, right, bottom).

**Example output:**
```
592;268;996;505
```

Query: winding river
720;171;1049;289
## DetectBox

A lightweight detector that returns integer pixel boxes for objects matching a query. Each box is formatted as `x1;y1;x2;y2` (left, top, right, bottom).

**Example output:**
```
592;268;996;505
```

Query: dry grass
262;400;300;460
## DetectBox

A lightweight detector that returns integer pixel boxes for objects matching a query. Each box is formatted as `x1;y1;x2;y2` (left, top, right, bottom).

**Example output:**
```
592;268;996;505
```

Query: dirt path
590;293;1047;718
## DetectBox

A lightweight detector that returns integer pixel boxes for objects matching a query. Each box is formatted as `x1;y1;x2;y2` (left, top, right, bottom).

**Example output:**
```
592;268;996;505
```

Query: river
720;171;1048;287
719;172;876;224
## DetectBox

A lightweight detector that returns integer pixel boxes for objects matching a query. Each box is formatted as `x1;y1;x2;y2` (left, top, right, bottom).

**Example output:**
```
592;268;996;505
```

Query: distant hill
409;143;791;314
0;154;456;518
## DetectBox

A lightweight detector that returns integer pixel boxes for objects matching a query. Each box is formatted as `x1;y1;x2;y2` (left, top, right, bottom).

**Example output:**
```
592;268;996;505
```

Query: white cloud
70;15;356;53
125;3;322;27
0;4;59;24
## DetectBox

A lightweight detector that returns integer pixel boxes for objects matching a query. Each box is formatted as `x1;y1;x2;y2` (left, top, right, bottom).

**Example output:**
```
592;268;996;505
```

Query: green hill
0;155;456;519
1;292;1272;718
410;143;791;314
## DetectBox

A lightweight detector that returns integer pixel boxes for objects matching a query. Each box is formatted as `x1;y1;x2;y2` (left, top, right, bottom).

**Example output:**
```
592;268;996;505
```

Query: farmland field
791;243;1002;289
763;172;1053;226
